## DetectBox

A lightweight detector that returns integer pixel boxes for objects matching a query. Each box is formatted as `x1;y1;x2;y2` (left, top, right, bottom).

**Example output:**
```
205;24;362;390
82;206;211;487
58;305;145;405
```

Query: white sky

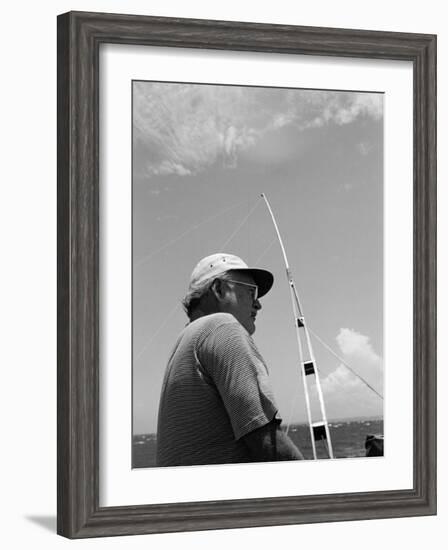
132;81;383;435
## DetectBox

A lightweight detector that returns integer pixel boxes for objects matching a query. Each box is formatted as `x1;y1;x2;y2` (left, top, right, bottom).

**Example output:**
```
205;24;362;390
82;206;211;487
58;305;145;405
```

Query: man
156;253;303;466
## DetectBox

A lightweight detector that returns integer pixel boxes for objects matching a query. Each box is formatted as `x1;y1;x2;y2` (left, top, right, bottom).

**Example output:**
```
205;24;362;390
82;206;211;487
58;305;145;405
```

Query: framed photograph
57;11;436;538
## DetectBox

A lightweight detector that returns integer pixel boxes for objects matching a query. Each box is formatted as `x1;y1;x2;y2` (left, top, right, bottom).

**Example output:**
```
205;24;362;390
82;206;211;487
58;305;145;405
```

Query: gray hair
182;271;233;320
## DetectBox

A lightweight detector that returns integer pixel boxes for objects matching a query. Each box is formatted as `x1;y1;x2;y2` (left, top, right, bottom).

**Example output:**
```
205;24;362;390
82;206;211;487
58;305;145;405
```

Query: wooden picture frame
57;10;437;538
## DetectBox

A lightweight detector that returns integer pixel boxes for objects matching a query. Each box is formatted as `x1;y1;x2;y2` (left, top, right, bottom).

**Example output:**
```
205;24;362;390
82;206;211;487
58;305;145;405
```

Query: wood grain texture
57;10;437;539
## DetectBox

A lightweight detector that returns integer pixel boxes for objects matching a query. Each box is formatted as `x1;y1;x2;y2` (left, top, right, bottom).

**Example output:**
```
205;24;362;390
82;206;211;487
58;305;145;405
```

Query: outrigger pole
261;193;334;460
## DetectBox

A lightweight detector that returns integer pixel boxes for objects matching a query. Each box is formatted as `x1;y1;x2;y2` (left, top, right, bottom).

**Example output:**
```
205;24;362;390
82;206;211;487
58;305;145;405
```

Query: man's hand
241;419;304;461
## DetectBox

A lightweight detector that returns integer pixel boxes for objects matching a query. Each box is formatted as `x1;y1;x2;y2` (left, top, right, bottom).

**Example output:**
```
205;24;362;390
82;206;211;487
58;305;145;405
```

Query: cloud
326;93;382;126
280;90;382;132
152;161;192;176
313;328;383;419
336;328;382;366
133;83;383;177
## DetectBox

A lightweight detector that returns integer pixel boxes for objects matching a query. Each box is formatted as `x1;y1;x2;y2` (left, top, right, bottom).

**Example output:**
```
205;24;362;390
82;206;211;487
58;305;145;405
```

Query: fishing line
135;198;261;357
254;238;277;265
285;326;383;434
134;302;181;361
135;199;249;268
218;198;261;251
307;325;383;400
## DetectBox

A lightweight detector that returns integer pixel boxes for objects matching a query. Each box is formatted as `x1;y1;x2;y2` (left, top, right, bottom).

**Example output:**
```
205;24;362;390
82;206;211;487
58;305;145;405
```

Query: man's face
218;272;262;335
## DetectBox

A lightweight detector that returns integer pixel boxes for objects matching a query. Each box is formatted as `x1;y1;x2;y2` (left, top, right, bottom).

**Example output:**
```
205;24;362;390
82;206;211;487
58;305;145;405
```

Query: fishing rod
261;193;334;460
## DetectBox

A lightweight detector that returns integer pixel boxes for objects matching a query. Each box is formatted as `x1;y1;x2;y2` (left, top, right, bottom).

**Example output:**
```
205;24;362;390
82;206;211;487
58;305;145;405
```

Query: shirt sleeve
197;320;280;440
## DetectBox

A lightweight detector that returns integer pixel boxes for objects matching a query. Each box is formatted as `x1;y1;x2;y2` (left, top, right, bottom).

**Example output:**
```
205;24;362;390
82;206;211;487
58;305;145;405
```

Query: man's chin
247;318;256;335
233;314;256;335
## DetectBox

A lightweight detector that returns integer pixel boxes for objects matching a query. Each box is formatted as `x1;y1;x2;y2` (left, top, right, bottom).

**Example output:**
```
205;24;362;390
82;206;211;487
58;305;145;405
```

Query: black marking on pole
304;361;315;375
313;424;327;440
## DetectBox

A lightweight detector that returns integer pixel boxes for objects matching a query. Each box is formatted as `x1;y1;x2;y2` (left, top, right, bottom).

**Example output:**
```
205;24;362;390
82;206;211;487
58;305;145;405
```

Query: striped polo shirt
156;312;280;467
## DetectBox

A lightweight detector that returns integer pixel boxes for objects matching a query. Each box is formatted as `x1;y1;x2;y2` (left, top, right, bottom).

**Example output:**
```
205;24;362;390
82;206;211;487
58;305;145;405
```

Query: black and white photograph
1;0;441;546
132;81;384;468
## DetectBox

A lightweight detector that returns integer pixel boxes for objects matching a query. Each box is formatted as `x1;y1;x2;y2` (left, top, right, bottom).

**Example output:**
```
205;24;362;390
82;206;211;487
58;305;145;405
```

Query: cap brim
232;268;274;298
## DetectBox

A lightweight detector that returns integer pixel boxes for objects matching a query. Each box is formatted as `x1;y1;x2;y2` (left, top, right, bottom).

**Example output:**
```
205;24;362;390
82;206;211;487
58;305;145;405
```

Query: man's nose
254;298;262;310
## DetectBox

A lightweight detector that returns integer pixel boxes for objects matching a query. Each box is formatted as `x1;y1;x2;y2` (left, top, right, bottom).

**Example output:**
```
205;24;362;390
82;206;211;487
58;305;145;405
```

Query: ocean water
132;419;383;468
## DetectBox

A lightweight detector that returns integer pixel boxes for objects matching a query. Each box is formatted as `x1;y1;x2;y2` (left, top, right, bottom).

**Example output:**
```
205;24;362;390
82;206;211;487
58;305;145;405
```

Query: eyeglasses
223;279;259;301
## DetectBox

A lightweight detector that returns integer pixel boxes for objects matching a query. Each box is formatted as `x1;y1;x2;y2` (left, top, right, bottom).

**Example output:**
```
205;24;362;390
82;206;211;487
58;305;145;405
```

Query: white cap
189;253;274;298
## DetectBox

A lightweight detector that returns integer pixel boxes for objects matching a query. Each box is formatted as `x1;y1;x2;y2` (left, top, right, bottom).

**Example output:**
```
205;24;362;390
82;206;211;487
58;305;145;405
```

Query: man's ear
211;279;225;301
